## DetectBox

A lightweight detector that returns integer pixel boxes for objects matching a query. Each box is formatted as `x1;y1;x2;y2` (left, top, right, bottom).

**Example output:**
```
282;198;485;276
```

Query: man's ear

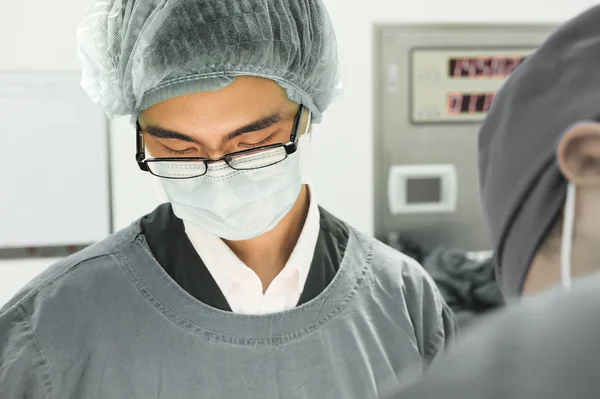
557;122;600;185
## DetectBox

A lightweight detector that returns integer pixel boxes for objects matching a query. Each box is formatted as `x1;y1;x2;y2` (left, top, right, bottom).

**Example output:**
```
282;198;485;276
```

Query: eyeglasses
136;106;307;179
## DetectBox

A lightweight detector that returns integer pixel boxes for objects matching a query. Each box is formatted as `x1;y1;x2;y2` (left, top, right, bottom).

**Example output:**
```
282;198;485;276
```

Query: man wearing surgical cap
387;5;600;398
0;1;458;398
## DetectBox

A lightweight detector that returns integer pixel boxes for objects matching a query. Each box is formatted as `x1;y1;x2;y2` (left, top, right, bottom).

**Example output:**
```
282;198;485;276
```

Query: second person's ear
557;122;600;186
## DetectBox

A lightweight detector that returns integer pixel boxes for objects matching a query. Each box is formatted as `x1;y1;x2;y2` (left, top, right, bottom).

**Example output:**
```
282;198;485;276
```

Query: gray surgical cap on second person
478;5;600;297
76;0;340;123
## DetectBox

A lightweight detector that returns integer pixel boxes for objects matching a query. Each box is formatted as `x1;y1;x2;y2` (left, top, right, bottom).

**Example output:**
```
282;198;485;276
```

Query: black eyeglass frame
135;105;307;179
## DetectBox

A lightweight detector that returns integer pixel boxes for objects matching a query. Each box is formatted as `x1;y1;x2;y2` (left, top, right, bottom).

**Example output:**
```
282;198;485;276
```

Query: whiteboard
0;71;110;247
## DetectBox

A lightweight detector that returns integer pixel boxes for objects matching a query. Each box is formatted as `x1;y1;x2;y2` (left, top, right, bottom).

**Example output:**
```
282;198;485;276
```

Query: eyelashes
159;134;277;155
159;144;195;156
159;144;194;156
243;134;276;149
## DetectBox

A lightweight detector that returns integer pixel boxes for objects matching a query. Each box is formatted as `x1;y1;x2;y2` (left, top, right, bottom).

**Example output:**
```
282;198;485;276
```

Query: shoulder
358;230;442;300
340;223;458;362
317;207;441;299
359;231;451;324
0;223;143;396
0;223;141;317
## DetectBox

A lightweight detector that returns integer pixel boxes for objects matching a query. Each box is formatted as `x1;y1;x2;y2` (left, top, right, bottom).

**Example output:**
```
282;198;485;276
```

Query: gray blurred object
387;271;600;399
422;246;504;327
386;232;427;264
477;4;600;297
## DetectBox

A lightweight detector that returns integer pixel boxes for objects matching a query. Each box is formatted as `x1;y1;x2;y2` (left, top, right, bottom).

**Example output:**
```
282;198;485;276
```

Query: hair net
76;0;340;123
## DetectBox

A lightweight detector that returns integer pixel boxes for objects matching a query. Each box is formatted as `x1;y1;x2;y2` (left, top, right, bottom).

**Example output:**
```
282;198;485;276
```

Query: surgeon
0;1;458;398
386;5;600;398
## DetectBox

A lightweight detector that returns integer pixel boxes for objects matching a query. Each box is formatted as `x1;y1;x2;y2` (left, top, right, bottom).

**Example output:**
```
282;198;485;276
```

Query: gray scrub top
0;205;457;398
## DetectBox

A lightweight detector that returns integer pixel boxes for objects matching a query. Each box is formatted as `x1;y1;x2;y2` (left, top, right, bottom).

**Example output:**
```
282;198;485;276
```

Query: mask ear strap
301;111;312;137
298;111;313;185
560;182;576;291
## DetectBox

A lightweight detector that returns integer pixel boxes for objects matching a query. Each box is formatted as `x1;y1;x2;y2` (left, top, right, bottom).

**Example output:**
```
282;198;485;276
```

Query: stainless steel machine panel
374;24;555;252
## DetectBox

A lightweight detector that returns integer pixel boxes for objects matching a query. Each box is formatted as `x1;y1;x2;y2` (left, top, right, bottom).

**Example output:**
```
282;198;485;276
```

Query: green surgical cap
77;0;340;123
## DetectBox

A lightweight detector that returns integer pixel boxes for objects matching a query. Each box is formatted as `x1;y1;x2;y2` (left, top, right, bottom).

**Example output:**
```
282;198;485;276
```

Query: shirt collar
183;222;243;294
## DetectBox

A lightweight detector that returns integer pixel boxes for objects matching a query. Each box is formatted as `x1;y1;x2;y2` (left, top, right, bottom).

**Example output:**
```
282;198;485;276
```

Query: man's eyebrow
141;125;200;144
140;111;285;146
222;112;284;145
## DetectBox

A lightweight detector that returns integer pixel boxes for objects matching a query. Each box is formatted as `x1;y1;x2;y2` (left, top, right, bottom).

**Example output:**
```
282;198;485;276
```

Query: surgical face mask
560;182;577;291
158;121;312;241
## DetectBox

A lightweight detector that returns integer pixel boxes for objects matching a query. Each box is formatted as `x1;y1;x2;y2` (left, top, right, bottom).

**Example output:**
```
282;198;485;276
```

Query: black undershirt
139;203;349;311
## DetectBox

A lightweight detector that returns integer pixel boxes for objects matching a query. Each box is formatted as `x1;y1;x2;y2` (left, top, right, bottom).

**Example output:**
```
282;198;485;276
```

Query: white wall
1;0;597;305
0;0;94;305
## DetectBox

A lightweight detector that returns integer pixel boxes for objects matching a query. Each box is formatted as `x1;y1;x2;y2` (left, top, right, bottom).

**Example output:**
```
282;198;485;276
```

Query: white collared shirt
183;189;320;315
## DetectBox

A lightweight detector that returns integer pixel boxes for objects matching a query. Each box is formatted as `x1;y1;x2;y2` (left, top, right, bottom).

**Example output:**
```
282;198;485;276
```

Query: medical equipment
374;24;555;252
